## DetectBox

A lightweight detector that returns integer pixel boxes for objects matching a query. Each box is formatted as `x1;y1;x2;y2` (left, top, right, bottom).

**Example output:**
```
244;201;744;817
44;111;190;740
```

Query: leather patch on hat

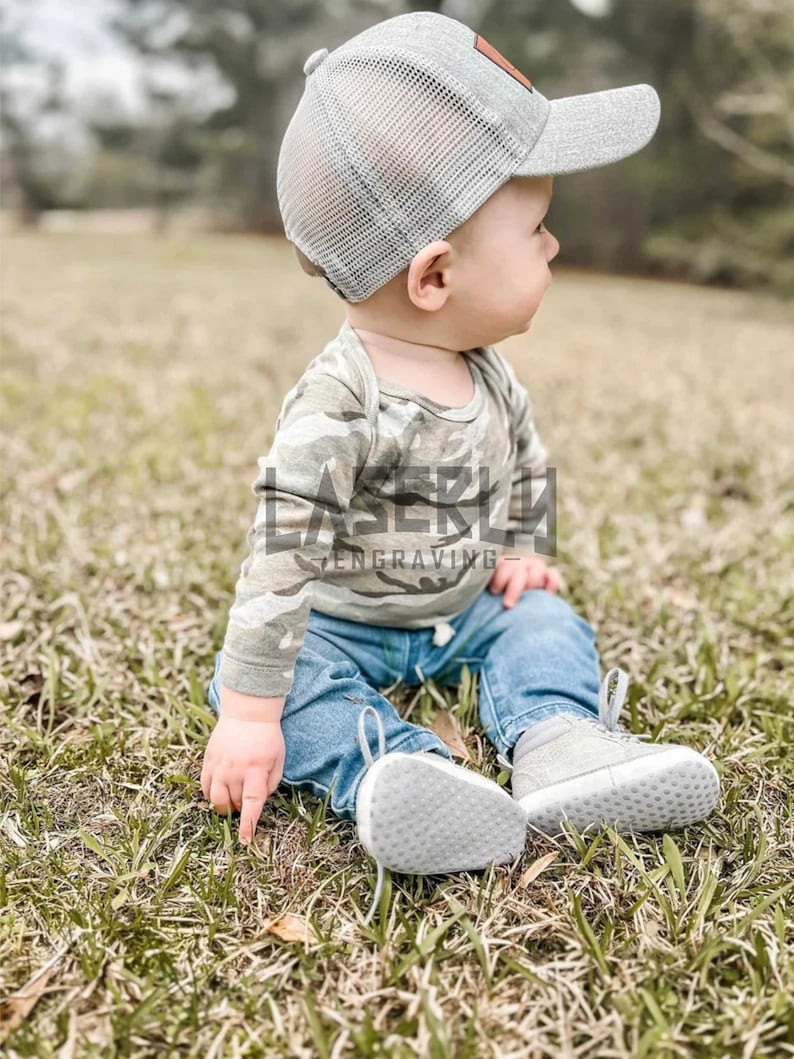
474;35;533;92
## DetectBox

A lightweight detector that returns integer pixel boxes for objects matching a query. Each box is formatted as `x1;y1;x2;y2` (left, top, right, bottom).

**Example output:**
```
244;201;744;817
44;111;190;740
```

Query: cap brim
514;83;660;177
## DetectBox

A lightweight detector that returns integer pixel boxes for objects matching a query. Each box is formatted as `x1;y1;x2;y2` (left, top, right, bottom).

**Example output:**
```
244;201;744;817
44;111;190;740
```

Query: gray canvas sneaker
509;668;720;834
355;707;527;922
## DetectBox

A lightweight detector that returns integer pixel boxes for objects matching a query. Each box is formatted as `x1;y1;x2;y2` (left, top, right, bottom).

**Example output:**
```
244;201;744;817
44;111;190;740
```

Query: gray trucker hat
277;11;661;302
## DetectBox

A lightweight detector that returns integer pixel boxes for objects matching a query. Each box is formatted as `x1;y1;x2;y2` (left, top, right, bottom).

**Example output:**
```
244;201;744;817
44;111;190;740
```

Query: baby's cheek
525;270;549;305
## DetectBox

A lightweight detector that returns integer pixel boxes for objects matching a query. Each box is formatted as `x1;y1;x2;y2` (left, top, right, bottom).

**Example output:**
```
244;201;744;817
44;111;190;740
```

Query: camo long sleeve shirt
218;319;552;697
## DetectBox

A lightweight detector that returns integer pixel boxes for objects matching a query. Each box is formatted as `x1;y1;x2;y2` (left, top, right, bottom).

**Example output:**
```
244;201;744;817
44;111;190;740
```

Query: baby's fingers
523;556;550;589
239;769;269;845
544;566;561;594
209;778;233;815
267;757;284;797
502;568;526;608
227;778;244;812
488;559;512;594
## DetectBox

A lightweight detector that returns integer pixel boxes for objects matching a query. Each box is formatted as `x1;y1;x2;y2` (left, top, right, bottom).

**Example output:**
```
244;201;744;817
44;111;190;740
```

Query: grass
1;231;793;1058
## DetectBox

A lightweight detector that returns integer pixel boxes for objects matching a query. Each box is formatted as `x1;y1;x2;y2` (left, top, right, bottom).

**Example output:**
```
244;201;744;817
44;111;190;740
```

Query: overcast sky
5;0;148;113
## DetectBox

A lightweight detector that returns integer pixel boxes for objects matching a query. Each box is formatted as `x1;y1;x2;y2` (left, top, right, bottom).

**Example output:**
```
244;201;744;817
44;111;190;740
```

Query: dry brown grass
1;232;792;1057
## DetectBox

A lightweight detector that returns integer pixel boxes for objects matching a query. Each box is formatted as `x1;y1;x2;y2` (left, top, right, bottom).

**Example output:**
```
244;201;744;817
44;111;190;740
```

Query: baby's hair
293;244;327;279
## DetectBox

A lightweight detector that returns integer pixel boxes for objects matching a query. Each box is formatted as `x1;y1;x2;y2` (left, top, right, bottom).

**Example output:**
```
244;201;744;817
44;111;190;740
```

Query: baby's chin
475;320;533;347
513;316;536;337
510;305;542;337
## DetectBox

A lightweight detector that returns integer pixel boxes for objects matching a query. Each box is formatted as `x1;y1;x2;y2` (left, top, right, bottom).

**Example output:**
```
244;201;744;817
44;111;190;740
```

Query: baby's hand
488;552;561;607
201;715;285;844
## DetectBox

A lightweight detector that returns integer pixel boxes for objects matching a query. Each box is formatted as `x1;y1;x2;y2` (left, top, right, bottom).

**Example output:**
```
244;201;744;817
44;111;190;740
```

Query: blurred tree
85;83;205;231
0;25;73;225
647;0;794;293
481;0;794;293
113;0;443;231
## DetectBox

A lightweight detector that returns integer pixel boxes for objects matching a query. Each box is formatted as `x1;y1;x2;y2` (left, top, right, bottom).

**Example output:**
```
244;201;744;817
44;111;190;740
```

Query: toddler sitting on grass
200;12;720;908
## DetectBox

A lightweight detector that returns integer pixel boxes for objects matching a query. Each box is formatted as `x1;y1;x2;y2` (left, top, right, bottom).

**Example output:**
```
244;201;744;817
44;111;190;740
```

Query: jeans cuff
498;701;597;756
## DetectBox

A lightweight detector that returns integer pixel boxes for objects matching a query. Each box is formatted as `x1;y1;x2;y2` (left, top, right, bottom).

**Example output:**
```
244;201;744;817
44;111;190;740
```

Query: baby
200;12;720;897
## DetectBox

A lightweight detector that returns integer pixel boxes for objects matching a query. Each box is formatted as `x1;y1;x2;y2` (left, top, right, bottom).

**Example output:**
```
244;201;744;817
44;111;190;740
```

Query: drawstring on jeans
432;622;456;647
357;706;387;926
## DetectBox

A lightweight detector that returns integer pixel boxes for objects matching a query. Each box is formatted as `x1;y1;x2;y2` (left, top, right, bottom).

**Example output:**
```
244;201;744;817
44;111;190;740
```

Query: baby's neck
346;318;475;407
350;325;461;366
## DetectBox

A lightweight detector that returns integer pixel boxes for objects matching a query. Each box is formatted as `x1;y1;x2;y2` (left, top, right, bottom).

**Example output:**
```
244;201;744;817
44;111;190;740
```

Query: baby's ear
293;244;325;278
406;240;453;312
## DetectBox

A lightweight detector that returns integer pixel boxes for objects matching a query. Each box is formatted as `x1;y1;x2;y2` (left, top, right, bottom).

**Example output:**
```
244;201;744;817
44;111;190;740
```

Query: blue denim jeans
209;587;601;820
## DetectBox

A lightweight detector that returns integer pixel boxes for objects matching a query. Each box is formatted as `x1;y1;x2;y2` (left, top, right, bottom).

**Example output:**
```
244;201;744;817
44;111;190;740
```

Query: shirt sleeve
218;372;373;697
500;359;552;557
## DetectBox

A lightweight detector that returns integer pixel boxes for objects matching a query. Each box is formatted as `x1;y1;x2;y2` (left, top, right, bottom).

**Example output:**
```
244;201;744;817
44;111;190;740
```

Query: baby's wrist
218;686;285;723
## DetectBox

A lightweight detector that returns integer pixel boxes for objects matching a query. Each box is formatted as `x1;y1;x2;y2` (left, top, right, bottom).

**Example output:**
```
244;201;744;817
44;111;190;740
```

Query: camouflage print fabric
218;319;550;697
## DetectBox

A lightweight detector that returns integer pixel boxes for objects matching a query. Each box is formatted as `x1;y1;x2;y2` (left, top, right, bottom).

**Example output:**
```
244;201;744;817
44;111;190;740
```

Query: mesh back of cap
277;47;521;302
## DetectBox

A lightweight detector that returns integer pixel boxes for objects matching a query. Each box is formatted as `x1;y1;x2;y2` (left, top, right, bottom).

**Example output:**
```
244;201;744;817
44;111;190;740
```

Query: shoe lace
356;705;387;926
598;667;649;741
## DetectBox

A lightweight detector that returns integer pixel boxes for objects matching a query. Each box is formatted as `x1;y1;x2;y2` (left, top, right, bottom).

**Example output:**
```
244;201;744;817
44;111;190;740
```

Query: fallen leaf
518;850;560;888
262;914;313;943
430;710;472;762
0;966;55;1043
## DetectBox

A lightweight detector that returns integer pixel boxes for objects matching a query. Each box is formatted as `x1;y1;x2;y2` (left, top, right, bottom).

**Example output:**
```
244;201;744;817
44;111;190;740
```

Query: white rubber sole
517;747;720;834
356;752;527;875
